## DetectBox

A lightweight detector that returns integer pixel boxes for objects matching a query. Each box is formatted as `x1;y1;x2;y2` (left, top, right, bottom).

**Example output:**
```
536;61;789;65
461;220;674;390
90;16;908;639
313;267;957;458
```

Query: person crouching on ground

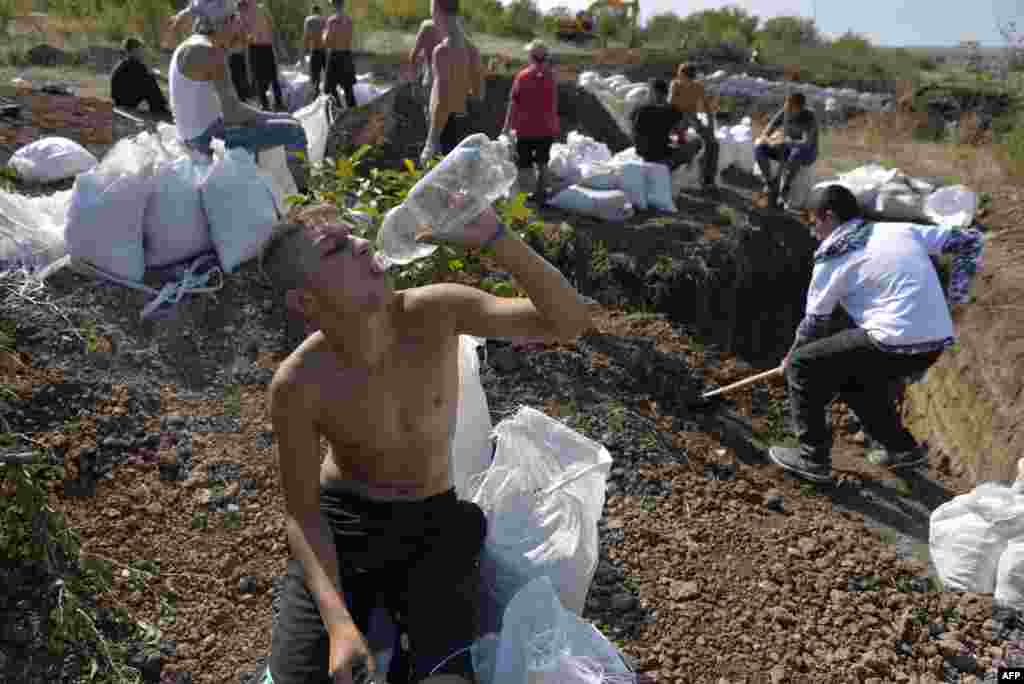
422;0;486;164
769;184;984;483
502;39;560;206
632;78;699;172
111;38;172;118
668;62;719;192
754;91;818;209
168;0;306;160
257;202;593;683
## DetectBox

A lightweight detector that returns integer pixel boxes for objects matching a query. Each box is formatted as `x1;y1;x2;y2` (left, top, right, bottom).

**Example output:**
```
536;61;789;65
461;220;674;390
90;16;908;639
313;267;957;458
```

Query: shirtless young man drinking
259;204;593;684
303;5;327;96
421;0;486;164
239;0;285;111
322;0;357;109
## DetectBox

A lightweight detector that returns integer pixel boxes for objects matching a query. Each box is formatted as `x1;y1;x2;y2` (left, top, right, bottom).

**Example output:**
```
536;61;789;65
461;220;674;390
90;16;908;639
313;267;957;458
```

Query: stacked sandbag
7;137;98;184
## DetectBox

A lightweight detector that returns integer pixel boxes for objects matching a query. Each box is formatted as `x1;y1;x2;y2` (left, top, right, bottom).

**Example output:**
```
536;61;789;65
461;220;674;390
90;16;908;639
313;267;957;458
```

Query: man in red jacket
502;39;560;206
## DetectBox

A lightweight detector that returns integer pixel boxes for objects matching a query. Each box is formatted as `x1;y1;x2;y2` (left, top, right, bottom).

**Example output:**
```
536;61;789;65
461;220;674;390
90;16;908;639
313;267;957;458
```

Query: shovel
689;365;784;412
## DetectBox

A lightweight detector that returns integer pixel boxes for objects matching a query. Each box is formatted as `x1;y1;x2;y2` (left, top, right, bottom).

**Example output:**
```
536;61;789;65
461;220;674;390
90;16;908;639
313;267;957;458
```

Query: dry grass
818;110;1014;195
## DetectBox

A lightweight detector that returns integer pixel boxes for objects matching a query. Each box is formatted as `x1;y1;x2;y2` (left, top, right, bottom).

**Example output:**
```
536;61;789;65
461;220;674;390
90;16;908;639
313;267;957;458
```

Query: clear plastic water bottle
377;133;518;267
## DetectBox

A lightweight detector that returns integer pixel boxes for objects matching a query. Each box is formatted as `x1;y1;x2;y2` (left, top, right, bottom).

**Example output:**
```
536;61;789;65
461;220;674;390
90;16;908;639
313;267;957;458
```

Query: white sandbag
353;81;389;106
143;154;213;268
0;189;73;272
924;185;978;228
548;186;632;222
452;334;494;501
156;122;190;159
64;135;158;281
930;482;1024;593
578;161;620;191
294;95;330;164
472;407;613;629
619;161;648;212
672;152;703;194
472;577;634;684
645;162;676;213
874;184;928;222
624;84;650;105
200;146;278;274
996;535;1024;611
258;146;299;217
8;136;98;184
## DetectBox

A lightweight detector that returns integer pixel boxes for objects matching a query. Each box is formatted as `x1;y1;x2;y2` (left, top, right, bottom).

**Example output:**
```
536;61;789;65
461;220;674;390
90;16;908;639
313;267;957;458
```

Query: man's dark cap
806;184;861;221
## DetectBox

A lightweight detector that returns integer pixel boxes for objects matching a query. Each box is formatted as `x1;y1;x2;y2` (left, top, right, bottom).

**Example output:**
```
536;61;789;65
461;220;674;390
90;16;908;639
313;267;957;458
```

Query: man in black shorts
323;0;357;108
240;0;286;111
303;5;327;96
258;204;593;683
502;39;559;205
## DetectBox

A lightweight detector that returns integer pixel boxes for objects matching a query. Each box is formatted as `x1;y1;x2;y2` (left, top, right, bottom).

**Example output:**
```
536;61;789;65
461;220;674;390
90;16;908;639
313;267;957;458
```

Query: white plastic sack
472;577;634;684
8;136;98;184
452;335;494;500
200;146;278;273
258;146;299;217
874;185;928;222
645;162;676;213
578;162;620;191
619;161;647;212
144;154;213;268
623;85;650;105
0;189;73;272
65;136;157;281
295;95;330;165
472;407;612;630
548;186;633;222
930;482;1024;593
353;81;388;106
996;535;1024;611
924;185;978;228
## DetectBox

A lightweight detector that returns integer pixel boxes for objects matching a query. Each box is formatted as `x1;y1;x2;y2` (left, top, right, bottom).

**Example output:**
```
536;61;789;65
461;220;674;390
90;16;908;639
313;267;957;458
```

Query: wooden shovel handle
700;365;784;400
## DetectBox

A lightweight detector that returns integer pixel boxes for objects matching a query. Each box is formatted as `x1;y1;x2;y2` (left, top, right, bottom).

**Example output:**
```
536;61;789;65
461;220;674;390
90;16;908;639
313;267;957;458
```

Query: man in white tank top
169;0;306;158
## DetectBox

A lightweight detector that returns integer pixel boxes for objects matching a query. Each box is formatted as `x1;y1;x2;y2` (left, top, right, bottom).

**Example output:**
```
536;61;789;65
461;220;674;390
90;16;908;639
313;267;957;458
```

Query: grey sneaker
867;446;929;470
769;446;833;483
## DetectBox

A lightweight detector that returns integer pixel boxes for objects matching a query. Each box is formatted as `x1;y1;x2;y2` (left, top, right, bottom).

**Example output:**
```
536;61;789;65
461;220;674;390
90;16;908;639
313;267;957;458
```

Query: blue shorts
183;116;308;158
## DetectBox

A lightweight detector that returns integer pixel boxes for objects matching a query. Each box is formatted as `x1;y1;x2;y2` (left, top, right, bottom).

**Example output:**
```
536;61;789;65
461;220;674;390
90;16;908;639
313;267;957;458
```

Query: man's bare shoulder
178;42;217;79
269;338;326;411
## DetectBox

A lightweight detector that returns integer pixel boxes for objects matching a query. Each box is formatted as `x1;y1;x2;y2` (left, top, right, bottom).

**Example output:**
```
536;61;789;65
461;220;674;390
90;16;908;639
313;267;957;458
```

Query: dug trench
2;74;1024;683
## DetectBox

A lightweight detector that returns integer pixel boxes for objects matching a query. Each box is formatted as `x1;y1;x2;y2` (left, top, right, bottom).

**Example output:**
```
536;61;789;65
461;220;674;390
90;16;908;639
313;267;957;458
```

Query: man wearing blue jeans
769;184;984;483
755;92;818;209
168;0;307;160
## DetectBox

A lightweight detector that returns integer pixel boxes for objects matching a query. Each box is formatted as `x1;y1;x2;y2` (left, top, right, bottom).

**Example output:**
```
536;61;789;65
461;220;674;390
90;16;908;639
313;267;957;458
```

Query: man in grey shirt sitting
755;92;818;209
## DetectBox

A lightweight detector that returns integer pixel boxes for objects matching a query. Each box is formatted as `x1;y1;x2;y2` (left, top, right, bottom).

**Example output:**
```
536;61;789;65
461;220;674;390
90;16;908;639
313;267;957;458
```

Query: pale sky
527;0;1018;47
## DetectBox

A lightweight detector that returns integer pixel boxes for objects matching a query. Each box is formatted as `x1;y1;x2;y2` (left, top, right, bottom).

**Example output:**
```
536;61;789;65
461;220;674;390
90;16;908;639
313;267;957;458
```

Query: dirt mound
326;76;633;169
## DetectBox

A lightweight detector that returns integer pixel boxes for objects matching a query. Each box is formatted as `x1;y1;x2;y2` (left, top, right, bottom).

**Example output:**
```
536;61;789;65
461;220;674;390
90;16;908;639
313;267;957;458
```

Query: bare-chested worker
168;0;305;159
404;16;444;107
257;203;593;684
422;0;486;164
239;0;285;111
303;5;327;96
322;0;357;109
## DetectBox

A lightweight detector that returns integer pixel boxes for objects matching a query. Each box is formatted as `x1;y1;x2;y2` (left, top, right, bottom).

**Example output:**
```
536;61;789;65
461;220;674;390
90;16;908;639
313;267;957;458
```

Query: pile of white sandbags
814;164;979;226
930;469;1024;611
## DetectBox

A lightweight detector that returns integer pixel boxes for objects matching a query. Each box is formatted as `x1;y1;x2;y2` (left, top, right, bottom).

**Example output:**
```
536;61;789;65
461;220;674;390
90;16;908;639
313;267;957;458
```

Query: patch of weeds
210;481;225;497
0;166;17;191
877;528;897;545
752;397;796;451
716;205;740;227
978;191;993;210
862;575;881;591
590;240;610;277
78;319;103;354
224;510;242;529
607;405;627;432
893;479;913;496
157;591;178;628
223;385;242;418
0;315;16;352
942;606;961;625
798;482;818;497
911;606;930;625
190;511;208;530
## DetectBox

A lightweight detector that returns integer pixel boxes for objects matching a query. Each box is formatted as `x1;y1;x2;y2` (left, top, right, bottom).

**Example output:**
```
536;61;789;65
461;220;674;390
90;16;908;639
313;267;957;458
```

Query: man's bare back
430;39;483;133
277;289;459;500
303;14;325;51
323;11;353;51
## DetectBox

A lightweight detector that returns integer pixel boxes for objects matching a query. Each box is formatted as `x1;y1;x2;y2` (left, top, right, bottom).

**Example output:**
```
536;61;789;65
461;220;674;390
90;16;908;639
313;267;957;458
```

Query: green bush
1001;115;1024;173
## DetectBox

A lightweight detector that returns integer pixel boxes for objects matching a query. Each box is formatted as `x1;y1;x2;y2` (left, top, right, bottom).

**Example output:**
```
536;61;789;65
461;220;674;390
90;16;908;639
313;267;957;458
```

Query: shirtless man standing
422;0;485;164
259;205;593;684
303;5;327;96
239;0;285;111
322;0;357;109
405;16;444;110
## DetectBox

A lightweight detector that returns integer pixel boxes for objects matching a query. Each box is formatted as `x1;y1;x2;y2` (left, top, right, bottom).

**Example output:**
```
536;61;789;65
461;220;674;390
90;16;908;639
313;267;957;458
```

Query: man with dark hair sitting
769;184;984;483
111;38;171;117
257;203;593;683
754;91;818;209
631;78;700;171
